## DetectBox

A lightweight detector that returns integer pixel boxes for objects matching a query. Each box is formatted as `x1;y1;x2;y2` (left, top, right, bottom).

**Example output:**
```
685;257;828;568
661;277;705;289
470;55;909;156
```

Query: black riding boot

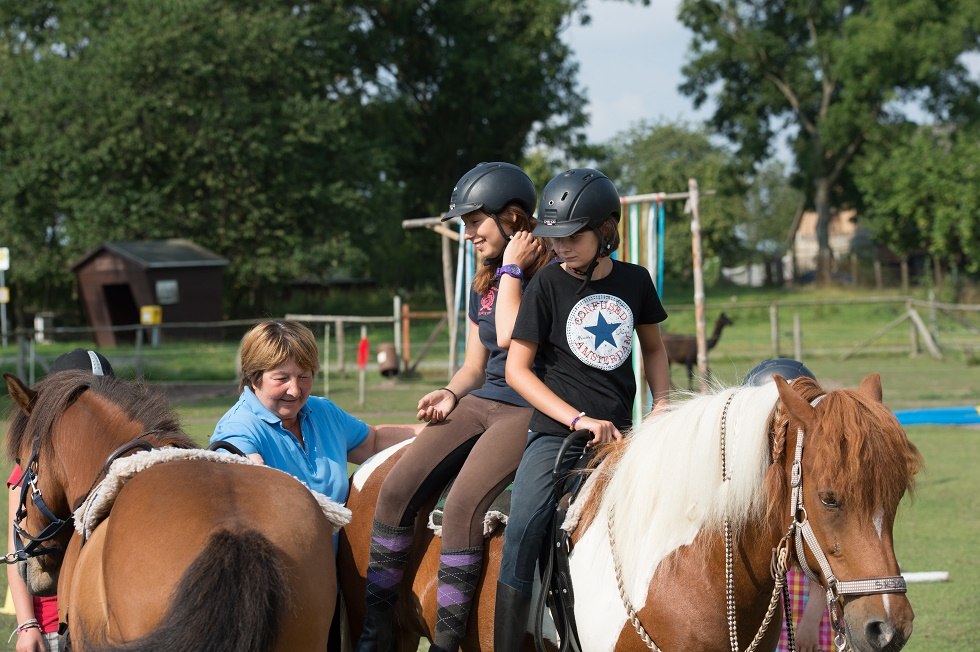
352;607;395;652
493;581;532;651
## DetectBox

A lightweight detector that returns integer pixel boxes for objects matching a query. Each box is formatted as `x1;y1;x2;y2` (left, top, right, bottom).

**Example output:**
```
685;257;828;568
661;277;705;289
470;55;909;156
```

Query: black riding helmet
442;162;536;222
743;358;815;386
533;168;621;292
533;168;621;239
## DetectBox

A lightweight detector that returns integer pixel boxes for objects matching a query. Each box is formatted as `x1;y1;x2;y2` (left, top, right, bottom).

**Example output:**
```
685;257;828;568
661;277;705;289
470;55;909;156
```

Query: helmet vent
561;192;568;201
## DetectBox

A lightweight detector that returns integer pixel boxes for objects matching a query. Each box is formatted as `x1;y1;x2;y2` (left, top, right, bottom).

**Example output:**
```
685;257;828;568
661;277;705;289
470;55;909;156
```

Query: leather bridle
787;395;908;650
4;432;165;564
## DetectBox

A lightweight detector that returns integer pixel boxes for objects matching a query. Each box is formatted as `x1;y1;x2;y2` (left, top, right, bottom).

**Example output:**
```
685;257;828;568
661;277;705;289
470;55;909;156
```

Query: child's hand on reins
577;416;622;447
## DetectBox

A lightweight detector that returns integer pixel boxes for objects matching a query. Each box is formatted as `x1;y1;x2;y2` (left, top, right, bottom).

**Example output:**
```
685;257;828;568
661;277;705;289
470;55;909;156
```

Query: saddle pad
428;480;511;538
73;448;351;539
560;465;600;534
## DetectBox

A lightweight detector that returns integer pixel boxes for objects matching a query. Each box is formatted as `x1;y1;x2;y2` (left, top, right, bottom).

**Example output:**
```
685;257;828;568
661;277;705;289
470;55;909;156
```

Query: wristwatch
494;264;523;280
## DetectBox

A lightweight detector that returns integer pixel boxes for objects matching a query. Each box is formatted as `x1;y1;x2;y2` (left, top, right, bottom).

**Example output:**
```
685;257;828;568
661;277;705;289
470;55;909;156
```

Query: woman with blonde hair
212;320;418;507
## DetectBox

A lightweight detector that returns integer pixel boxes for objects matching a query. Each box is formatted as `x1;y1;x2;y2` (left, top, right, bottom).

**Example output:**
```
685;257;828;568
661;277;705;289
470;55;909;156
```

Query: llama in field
662;313;733;389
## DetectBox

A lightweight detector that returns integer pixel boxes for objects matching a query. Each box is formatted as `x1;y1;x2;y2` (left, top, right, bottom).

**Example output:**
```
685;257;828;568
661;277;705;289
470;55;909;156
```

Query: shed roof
72;239;228;270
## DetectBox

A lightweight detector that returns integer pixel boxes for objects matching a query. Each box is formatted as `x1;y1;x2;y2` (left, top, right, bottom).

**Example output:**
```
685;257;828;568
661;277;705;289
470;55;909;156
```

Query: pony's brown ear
3;373;36;416
774;374;816;428
858;373;883;402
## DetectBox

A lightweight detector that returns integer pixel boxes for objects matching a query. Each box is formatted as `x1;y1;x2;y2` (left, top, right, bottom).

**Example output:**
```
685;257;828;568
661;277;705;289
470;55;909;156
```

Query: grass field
0;285;976;650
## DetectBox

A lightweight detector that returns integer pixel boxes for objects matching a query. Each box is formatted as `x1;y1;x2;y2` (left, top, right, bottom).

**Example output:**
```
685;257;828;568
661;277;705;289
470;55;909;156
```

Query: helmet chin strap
483;212;512;267
571;232;606;294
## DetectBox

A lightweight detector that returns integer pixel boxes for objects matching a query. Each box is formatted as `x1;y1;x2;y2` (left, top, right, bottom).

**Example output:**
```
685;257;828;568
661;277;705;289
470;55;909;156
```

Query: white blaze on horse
4;370;347;652
341;373;920;652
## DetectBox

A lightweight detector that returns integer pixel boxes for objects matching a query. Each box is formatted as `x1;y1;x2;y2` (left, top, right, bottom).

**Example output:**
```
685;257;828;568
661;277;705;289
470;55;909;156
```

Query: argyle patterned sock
433;546;483;650
364;520;414;610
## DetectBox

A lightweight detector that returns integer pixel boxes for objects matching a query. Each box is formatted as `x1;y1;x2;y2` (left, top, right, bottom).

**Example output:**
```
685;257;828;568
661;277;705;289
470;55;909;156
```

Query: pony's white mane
594;382;780;600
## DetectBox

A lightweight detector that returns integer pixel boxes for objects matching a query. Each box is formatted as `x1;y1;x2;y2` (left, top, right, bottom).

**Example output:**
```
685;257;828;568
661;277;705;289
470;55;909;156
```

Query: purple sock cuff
439;552;482;567
372;533;413;551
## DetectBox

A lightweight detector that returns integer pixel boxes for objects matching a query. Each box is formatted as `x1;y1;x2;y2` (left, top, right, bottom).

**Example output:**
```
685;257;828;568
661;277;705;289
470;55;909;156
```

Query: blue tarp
894;406;980;426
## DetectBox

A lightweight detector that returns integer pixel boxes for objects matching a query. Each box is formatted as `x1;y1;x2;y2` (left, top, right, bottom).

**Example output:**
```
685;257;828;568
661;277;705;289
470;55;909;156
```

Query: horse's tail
79;529;288;652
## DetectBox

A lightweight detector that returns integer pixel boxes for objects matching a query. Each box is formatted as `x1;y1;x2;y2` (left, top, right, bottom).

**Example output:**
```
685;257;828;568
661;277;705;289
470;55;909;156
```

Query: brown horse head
4;370;192;596
773;374;922;652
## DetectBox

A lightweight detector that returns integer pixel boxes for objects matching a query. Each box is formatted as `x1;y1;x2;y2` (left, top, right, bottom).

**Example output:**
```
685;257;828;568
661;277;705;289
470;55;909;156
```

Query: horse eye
819;492;841;509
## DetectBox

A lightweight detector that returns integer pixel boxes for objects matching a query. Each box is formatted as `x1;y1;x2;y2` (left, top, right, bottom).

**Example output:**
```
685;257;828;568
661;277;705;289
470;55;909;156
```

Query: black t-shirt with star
512;260;667;436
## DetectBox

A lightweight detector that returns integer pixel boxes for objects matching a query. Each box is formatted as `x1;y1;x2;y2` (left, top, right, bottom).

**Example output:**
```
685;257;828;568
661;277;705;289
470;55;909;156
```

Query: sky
565;0;980;148
564;0;712;144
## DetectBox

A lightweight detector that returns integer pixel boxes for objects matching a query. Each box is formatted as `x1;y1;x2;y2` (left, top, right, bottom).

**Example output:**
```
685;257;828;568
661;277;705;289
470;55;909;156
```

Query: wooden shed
71;239;228;347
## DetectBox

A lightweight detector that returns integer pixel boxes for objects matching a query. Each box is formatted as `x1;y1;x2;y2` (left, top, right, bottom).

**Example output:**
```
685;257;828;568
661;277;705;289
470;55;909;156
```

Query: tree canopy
856;124;979;274
678;0;980;280
599;121;749;281
0;0;592;320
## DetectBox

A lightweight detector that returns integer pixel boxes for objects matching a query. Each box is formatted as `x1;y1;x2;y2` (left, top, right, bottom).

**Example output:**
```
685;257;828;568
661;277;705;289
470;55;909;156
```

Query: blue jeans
498;432;585;595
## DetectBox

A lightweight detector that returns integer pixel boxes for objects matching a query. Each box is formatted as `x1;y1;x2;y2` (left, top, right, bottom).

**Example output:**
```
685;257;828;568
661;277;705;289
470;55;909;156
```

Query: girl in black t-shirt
495;168;670;650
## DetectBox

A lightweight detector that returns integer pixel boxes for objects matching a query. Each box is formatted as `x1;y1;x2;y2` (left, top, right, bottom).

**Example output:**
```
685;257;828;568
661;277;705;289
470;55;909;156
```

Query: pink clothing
8;466;60;634
778;567;833;651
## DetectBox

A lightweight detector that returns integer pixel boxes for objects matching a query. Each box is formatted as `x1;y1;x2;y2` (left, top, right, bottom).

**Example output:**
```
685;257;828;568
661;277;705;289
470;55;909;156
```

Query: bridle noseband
5;431;164;565
787;394;907;651
6;449;76;564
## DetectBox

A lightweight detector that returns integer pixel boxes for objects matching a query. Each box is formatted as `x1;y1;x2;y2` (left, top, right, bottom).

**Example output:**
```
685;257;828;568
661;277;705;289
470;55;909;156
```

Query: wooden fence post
793;313;802;361
770;303;780;358
688;178;708;392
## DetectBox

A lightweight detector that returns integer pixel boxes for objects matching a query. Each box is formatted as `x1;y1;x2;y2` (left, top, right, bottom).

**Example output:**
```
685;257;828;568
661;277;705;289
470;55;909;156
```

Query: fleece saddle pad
428;479;512;538
73;448;352;539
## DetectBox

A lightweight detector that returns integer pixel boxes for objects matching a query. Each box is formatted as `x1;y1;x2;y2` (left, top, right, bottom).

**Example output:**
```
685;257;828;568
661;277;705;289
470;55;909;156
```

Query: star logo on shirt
565;293;635;371
584;312;621;350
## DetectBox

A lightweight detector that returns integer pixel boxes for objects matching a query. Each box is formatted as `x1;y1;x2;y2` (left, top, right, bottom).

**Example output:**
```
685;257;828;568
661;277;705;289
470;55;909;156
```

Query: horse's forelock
807;389;921;519
5;372;94;464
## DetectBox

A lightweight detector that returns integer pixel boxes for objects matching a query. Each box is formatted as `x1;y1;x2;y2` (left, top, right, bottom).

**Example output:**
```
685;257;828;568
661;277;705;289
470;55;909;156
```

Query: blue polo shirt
210;387;369;505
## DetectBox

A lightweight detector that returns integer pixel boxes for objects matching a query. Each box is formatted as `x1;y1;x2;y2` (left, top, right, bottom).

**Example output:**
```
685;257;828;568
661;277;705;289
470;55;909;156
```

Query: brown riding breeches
373;395;532;549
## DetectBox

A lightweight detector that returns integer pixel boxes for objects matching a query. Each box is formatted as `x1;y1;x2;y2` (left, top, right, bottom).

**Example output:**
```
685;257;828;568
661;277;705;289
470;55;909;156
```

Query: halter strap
788;394;907;649
6;430;170;563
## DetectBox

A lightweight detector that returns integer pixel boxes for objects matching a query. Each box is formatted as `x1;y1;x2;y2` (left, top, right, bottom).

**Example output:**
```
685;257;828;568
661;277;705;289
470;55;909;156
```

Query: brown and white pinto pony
4;371;338;652
341;374;921;652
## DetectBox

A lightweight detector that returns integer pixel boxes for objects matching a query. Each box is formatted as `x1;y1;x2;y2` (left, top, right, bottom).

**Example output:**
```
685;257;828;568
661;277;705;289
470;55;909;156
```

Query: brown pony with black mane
341;373;921;651
5;370;338;652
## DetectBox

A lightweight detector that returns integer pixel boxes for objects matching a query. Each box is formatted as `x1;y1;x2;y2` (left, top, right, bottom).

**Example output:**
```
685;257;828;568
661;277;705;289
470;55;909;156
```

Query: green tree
1;1;382;317
0;0;598;319
856;125;979;276
678;0;980;281
741;160;804;262
599;120;748;281
346;0;592;287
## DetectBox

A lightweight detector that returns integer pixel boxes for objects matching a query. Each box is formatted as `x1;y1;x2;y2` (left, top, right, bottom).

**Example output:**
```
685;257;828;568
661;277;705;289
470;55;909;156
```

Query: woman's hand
575;416;622;448
794;588;827;652
416;388;457;423
15;627;47;652
502;230;546;270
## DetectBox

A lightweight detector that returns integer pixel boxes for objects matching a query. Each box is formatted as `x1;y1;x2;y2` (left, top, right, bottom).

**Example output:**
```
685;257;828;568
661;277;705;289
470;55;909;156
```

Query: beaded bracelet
439;387;460;409
569;411;586;431
8;619;40;643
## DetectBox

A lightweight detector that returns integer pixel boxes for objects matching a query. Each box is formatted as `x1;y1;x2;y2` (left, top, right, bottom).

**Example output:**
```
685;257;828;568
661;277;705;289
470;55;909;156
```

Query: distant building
71;239;228;347
789;208;873;275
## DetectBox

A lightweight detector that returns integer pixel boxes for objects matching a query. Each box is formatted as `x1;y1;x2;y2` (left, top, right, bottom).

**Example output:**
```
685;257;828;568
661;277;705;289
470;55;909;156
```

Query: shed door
102;284;139;343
